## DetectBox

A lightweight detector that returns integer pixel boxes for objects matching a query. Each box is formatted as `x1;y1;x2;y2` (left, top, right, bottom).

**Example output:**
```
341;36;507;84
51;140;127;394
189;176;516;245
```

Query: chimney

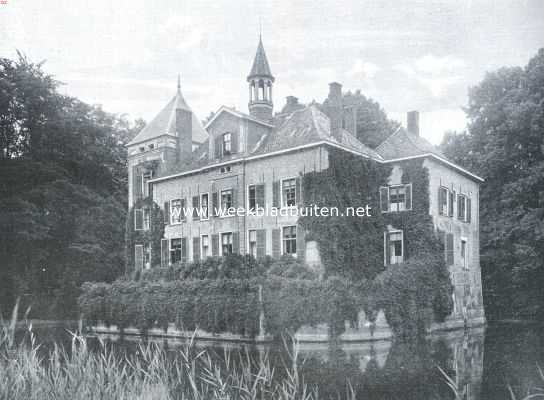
286;96;298;106
407;111;419;136
176;108;192;161
327;82;343;140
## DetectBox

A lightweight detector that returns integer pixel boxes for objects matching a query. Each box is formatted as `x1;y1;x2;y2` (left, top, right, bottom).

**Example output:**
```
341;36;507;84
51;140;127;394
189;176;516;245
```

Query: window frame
219;188;234;217
201;234;210;259
142;207;150;231
200;192;209;220
134;208;144;231
439;186;450;216
460;237;468;269
281;225;297;257
281;177;297;209
169;238;183;265
247;184;257;212
220;231;234;256
384;229;404;265
222;132;232;156
247;229;258;258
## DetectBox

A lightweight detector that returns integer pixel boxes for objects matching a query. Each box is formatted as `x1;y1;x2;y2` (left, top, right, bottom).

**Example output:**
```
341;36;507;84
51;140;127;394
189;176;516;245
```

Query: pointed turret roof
247;36;274;81
127;78;207;146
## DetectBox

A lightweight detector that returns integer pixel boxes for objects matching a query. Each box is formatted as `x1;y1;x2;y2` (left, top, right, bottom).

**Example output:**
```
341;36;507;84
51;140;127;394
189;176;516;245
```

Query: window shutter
180;198;186;221
272;181;280;208
163;201;170;225
214;136;222;158
212;234;219;256
438;188;443;215
212;192;219;217
192;196;199;219
181;238;187;263
466;198;472;222
135;244;144;270
232;188;237;208
161;239;169;267
193;237;200;261
449;191;455;217
134;209;143;230
256;184;265;209
380;187;389;212
296;225;305;261
296;177;302;206
272;228;281;258
446;233;454;266
133;166;142;203
405;184;412;210
256;229;266;258
231;131;238;154
384;232;390;266
233;232;240;254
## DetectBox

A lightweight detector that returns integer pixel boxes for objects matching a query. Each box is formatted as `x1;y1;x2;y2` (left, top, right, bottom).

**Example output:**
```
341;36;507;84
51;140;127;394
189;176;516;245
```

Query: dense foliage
0;54;143;318
441;48;544;321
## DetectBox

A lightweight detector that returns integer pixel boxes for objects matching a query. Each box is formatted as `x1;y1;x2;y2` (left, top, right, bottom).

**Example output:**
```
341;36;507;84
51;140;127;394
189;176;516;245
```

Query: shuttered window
380;184;412;212
221;232;233;255
200;193;209;220
170;238;182;264
438;187;449;216
201;235;209;259
282;226;297;256
134;209;144;230
282;179;297;207
160;239;169;267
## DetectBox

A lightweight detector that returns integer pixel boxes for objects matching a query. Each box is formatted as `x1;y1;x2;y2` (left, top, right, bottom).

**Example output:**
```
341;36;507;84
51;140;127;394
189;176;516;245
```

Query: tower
247;36;275;122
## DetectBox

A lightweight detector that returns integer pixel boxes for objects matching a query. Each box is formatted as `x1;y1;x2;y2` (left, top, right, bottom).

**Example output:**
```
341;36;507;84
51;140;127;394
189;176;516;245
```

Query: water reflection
24;323;544;400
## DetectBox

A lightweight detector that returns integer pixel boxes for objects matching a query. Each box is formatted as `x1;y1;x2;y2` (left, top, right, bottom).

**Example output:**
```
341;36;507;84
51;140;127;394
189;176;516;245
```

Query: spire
247;36;274;81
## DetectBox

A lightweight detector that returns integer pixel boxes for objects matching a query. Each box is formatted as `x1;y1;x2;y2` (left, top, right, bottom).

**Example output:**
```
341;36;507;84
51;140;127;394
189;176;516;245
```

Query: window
438;187;449;216
200;193;209;220
201;235;209;259
134;209;144;230
282;179;297;207
221;232;233;255
170;238;182;264
461;238;468;269
142;171;152;197
222;133;232;155
148;143;155;150
144;243;151;270
248;230;257;258
248;185;257;211
385;230;403;265
170;199;184;224
282;226;297;256
143;207;150;230
380;184;412;212
220;189;233;214
458;194;466;221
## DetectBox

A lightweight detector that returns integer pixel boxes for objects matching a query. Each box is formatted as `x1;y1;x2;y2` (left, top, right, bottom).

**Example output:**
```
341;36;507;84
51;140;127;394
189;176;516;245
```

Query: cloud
418;76;463;97
414;55;466;74
347;59;381;79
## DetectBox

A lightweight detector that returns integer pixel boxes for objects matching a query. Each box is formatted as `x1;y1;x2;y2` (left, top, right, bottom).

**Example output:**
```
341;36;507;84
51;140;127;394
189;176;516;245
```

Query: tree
441;48;544;321
0;54;142;318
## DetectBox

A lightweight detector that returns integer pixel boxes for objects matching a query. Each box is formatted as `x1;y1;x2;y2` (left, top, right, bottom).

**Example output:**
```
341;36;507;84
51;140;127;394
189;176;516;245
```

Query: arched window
267;81;272;101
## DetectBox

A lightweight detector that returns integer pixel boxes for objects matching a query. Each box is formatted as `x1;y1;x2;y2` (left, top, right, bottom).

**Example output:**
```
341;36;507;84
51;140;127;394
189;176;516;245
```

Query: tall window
144;243;151;269
200;193;209;220
438;187;450;216
142;171;152;197
385;231;403;265
461;239;468;269
220;189;233;213
282;179;297;207
221;232;233;255
458;194;466;221
282;226;297;256
248;185;257;211
170;199;184;224
170;238;182;264
134;209;144;230
222;133;232;155
248;230;257;258
201;235;209;259
143;207;150;230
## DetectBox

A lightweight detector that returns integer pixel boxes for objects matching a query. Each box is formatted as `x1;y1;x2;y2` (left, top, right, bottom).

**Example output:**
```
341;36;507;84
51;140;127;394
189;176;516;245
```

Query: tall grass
0;304;342;400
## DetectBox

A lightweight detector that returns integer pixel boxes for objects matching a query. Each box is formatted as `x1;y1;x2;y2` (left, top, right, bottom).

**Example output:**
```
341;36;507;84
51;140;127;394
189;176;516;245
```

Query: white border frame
247;229;258;257
199;192;210;221
280;225;298;258
169;198;184;225
280;177;298;209
219;231;233;256
218;188;234;218
384;229;404;266
200;234;210;260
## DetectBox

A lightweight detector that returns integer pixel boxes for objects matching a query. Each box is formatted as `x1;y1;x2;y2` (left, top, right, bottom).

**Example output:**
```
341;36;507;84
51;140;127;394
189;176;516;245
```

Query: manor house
126;37;485;328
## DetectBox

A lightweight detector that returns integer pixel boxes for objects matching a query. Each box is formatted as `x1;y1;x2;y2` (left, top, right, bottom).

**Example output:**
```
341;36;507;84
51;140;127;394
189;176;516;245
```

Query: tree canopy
441;48;544;321
0;53;143;318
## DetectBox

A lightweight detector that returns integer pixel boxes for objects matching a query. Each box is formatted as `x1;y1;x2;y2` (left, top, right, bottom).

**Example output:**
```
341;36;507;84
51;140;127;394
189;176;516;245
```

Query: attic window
148;143;155;150
223;133;232;155
139;146;145;152
220;166;232;174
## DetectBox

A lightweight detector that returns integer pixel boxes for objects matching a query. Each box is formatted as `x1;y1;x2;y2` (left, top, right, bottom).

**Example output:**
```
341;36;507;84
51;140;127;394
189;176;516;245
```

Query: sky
1;0;543;144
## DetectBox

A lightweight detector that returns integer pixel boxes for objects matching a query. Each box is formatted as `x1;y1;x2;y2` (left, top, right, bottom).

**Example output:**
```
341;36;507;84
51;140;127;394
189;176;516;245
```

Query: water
23;322;544;400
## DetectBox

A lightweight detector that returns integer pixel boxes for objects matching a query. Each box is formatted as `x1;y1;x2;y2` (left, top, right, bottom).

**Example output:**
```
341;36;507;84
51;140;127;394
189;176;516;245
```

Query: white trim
148;140;375;184
200;234;210;260
246;183;263;214
280;225;298;257
280;177;298;209
381;184;412;213
386;229;404;265
219;188;234;218
204;106;275;130
219;231;234;256
383;153;484;182
199;192;210;221
247;229;258;258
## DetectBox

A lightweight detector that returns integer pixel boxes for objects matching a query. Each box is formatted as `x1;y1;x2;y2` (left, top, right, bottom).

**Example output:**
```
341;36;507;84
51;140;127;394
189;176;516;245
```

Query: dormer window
223;133;232;155
139;146;145;153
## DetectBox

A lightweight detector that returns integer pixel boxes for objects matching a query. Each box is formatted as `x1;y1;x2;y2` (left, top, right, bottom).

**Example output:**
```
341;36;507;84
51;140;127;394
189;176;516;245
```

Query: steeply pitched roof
127;87;208;146
375;127;484;182
247;37;273;79
375;127;446;160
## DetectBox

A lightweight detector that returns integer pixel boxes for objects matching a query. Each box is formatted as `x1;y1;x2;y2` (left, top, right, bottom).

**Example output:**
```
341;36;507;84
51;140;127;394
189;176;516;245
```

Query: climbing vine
125;197;164;274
